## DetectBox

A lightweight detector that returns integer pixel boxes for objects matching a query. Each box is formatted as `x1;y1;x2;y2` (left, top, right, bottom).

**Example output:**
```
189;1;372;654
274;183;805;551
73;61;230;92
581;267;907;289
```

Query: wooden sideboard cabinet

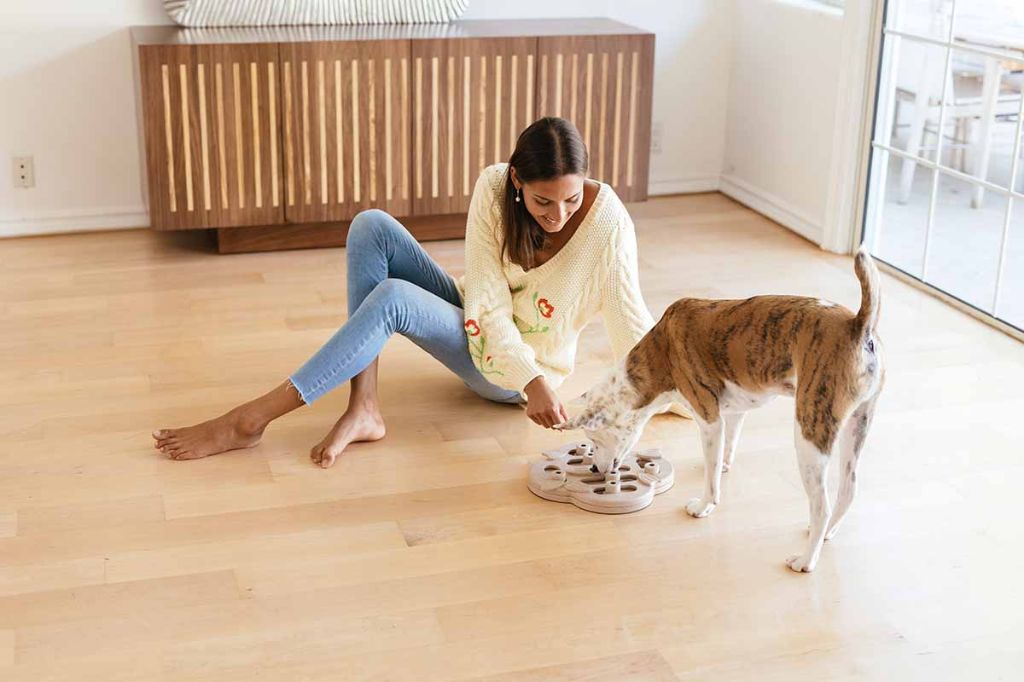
131;19;654;253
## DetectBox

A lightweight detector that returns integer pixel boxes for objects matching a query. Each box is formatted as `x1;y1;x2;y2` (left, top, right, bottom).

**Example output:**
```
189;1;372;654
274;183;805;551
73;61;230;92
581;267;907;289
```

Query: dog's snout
590;464;599;474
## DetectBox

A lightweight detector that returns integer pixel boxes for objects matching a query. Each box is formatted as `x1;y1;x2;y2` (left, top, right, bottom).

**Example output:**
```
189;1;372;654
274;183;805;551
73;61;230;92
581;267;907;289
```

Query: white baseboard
718;174;823;244
0;206;149;238
2;182;720;236
0;176;827;247
648;174;720;196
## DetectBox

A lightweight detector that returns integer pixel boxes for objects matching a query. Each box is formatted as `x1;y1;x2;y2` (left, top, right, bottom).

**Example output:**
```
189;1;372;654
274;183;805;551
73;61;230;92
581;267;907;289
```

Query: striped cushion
163;0;470;27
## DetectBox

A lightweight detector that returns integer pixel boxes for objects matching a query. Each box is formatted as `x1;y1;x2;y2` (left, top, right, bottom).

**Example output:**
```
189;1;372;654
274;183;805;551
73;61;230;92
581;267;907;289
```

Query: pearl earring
515;187;521;203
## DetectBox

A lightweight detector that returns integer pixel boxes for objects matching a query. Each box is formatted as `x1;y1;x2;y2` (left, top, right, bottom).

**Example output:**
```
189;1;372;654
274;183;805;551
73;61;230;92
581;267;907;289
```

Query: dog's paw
685;497;716;518
785;554;816;573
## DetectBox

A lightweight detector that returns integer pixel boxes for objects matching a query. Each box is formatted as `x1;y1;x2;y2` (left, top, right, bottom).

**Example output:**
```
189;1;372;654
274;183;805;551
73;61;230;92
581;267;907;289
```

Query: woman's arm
600;212;656;359
462;171;546;393
601;211;692;419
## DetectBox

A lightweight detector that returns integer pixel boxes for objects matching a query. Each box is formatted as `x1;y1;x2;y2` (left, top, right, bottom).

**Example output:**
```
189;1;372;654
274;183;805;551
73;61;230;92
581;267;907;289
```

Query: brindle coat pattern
561;251;885;573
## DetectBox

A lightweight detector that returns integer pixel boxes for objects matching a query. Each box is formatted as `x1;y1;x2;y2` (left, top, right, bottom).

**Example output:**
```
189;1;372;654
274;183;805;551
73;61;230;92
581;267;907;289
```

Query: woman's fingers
528;407;570;429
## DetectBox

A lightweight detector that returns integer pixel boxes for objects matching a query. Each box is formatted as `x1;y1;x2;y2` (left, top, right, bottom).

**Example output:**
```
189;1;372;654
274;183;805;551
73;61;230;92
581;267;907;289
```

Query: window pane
882;37;950;166
866;149;934;278
940;53;1024;192
888;0;955;42
953;1;1024;61
926;171;1006;311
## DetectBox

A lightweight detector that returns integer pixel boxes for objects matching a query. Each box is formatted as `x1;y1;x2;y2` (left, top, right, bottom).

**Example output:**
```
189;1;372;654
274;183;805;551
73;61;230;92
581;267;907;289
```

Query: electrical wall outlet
12;156;34;188
650;122;662;155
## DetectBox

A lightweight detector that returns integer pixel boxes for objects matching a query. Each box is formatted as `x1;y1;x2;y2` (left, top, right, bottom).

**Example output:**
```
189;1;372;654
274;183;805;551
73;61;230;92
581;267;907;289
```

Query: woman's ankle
348;397;382;416
228;404;271;436
233;381;304;434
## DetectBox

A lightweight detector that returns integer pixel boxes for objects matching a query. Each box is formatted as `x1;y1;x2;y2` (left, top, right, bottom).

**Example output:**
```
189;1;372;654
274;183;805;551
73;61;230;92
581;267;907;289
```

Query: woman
153;117;661;468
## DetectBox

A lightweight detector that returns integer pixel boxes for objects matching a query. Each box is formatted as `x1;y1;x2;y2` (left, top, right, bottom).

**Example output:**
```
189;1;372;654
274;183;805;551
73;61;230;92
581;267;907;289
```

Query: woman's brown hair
501;117;589;270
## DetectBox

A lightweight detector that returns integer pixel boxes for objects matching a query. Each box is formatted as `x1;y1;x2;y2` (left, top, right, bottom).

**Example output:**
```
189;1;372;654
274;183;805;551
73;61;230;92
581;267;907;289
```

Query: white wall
0;2;169;235
0;0;734;237
609;1;734;195
720;0;845;244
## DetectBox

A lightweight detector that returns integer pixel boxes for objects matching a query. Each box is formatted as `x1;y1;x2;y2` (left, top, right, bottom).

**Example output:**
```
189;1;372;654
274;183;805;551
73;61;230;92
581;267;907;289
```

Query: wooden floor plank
1;193;1020;679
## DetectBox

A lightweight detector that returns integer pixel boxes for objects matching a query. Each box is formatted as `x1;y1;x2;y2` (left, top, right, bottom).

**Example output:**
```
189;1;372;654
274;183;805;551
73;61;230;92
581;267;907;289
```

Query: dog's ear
556;407;607;432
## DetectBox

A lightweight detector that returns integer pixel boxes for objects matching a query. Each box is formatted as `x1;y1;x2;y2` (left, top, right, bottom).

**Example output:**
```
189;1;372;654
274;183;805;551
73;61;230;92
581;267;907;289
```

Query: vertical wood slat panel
535;35;654;202
279;40;409;223
410;37;536;216
138;43;283;229
138;29;653;234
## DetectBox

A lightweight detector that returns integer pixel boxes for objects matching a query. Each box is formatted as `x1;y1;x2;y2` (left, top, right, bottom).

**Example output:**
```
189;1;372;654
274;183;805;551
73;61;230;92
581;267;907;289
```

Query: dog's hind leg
825;394;879;541
786;423;833;573
721;412;747;473
686;417;725;518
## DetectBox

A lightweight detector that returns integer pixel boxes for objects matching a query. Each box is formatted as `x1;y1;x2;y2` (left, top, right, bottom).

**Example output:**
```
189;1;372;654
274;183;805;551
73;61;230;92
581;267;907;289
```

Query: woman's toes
320;450;338;469
162;441;184;457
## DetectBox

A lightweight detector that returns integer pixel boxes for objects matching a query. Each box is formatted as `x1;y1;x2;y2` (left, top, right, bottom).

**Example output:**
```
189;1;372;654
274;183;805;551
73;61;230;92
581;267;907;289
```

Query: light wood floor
2;193;1022;680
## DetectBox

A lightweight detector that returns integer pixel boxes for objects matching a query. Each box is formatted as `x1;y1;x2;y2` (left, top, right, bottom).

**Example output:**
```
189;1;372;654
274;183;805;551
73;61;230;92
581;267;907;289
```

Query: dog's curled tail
852;247;881;336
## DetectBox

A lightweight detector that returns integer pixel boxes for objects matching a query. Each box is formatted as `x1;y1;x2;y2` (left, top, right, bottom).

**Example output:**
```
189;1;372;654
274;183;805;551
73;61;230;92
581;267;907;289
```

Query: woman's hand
523;376;568;428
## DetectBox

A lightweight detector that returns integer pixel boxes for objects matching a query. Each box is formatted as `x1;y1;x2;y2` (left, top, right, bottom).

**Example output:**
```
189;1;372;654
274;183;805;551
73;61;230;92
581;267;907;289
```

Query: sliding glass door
862;0;1024;333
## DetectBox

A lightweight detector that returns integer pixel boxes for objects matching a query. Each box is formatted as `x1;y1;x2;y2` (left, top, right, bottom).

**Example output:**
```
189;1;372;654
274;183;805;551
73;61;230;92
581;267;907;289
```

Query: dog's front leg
722;412;746;473
686;418;725;518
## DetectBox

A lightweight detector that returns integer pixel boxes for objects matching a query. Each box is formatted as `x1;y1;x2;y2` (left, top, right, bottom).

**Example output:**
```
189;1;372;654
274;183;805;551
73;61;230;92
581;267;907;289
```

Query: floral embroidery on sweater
514;292;555;335
464;319;504;376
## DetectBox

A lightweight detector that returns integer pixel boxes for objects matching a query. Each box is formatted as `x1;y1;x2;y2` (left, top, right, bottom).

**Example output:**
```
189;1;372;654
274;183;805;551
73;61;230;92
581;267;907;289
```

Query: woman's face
512;169;586;234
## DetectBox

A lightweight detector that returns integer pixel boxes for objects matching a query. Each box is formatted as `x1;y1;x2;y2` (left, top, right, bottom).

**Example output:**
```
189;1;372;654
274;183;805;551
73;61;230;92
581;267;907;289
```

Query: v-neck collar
512;181;609;276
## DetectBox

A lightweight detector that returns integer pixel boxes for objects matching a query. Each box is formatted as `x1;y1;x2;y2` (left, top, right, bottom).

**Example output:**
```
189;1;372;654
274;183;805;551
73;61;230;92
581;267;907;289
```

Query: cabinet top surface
131;18;652;46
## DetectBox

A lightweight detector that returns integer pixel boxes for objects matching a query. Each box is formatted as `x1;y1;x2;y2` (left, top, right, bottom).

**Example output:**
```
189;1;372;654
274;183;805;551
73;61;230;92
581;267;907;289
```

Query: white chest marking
718;381;780;414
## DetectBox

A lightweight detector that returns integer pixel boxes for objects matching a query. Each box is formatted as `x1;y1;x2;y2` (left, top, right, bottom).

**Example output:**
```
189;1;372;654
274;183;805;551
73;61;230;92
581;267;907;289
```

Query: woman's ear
509;165;521;190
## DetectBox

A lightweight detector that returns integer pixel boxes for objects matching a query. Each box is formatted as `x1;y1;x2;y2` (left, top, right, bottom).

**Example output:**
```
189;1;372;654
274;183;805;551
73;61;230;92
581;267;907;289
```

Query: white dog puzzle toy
527;441;673;514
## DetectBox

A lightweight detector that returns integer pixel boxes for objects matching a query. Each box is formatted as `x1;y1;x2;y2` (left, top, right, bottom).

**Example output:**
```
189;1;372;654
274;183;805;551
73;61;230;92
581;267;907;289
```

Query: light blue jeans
289;209;524;406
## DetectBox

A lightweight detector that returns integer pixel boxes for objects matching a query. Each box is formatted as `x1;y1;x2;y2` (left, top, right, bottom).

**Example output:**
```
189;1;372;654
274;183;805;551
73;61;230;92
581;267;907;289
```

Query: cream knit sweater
455;163;655;394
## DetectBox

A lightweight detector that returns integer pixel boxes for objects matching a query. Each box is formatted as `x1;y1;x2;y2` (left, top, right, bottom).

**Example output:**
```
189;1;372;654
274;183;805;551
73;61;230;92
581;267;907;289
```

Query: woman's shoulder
584;182;631;246
593;181;626;220
478;162;510;193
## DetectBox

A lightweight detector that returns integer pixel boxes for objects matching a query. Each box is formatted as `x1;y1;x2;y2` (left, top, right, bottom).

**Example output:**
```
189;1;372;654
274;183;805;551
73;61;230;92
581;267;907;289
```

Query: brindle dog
558;250;885;572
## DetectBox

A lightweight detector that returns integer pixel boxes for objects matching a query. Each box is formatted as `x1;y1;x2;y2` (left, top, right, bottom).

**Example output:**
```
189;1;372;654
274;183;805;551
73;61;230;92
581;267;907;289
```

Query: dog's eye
866;338;875;353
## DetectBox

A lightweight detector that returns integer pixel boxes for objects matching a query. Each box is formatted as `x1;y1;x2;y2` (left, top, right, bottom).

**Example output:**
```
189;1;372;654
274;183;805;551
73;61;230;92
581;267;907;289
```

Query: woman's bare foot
152;407;266;460
310;404;386;469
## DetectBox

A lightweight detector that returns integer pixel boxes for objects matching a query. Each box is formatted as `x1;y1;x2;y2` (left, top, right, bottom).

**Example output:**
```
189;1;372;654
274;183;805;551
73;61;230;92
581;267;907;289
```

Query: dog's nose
590;464;599;474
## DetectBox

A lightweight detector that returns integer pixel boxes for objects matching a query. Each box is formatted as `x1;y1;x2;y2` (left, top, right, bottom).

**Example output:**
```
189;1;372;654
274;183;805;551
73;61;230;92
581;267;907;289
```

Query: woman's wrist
523;375;546;396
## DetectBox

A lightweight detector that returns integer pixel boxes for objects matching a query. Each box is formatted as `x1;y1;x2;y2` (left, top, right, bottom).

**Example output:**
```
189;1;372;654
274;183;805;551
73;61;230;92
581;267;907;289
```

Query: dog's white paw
685;497;716;518
785;554;816;573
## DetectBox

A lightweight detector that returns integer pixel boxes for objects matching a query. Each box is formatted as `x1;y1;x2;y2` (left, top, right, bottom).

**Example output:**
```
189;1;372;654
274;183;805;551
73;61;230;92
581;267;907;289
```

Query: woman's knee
347;209;400;253
364;278;422;326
